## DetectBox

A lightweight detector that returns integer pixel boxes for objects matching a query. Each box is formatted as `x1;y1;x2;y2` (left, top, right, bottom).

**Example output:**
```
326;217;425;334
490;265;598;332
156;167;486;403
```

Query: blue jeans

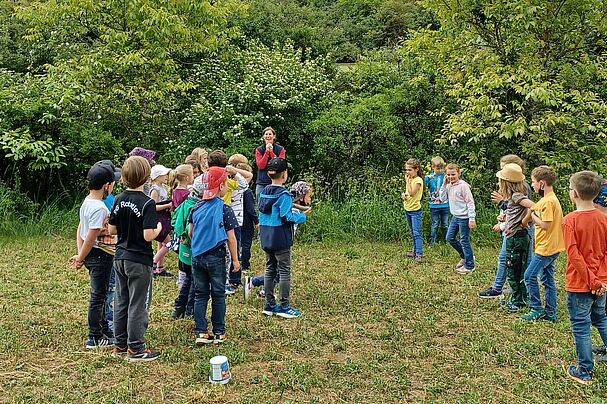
446;217;475;269
429;207;449;244
524;253;559;316
567;292;607;374
84;249;113;339
240;223;254;270
104;265;116;334
492;235;507;291
192;249;227;335
405;209;423;256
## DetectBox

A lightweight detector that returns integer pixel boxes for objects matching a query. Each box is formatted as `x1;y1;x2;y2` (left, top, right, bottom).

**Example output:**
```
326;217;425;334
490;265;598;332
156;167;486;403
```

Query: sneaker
539;312;557;322
85;336;114;350
112;344;128;356
479;287;502;299
274;305;302;319
171;306;185;319
214;334;227;344
565;364;592;385
224;284;235;295
244;276;252;301
126;347;160;362
262;304;277;316
595;353;607;363
592;345;607;355
503;301;523;313
520;309;544;321
455;266;475;274
454;259;465;269
195;332;214;346
415;255;423;264
257;289;265;298
406;252;415;258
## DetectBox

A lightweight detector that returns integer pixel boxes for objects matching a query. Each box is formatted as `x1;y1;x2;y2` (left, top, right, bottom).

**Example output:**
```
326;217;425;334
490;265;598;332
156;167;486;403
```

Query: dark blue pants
193;248;227;335
240;223;254;270
229;226;242;286
84;249;113;339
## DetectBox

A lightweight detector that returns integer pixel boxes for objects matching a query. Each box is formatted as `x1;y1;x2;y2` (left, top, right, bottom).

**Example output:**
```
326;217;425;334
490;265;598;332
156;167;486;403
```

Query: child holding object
441;163;476;274
401;158;424;263
562;171;607;384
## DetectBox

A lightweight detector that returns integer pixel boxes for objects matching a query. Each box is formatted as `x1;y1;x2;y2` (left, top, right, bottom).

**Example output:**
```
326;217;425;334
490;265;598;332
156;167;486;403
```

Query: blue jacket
258;184;306;252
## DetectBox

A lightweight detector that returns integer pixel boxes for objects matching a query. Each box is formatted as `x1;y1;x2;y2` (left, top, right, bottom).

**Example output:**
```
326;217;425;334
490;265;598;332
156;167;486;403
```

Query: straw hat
496;163;525;182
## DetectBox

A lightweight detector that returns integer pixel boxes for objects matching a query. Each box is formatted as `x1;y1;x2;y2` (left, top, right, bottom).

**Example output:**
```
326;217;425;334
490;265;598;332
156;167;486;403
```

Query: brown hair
228;153;248;166
531;165;556;186
184;158;202;174
498;178;527;200
262;127;276;137
570;171;603;201
207;150;228;168
122;156;151;189
445;163;460;172
430;156;445;169
236;162;253;173
500;154;526;172
405;158;423;177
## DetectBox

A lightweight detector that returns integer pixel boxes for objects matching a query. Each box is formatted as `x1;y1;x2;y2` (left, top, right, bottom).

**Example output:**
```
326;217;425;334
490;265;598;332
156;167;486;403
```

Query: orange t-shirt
563;209;607;292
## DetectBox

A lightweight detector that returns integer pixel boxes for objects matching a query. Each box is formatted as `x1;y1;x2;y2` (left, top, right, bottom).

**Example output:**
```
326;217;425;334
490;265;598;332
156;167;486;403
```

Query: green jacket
171;194;201;266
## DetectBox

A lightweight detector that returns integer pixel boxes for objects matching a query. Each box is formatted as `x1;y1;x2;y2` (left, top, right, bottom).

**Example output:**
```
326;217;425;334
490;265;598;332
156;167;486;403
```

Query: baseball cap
87;160;121;186
150;165;170;180
266;158;291;175
202;166;228;200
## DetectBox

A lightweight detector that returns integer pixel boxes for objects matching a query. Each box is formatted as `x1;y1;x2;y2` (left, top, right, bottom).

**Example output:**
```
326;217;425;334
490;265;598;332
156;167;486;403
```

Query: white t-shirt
79;197;110;250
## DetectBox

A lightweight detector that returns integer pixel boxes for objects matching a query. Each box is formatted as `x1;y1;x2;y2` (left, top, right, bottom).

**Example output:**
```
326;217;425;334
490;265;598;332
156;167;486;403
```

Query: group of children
70;144;313;361
402;153;607;384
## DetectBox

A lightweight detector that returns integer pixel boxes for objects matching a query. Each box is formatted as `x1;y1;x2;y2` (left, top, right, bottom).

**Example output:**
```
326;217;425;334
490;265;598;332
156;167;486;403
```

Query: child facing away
493;164;530;312
244;180;313;300
257;158;308;318
108;156;162;361
479;154;533;299
236;162;258;274
401;158;424;263
149;164;173;277
520;165;565;321
562;171;607;384
425;156;449;245
441;163;476;274
69;160;121;349
188;167;240;345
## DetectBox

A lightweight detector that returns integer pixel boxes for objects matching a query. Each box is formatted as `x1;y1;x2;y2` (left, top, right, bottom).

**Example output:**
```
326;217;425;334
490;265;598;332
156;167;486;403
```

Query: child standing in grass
108;156;162;361
562;171;607;384
150;164;173;277
188;167;240;345
70;160;121;349
521;165;565;321
402;158;424;263
258;159;308;317
442;163;476;274
494;164;530;312
237;162;258;274
425;156;449;245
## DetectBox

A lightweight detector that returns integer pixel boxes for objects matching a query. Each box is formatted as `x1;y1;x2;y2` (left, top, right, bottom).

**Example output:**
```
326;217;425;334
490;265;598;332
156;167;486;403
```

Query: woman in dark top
254;127;286;202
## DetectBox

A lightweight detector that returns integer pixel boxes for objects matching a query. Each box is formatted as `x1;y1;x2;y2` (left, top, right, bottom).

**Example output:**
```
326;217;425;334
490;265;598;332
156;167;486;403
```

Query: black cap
87;160;121;186
266;158;291;175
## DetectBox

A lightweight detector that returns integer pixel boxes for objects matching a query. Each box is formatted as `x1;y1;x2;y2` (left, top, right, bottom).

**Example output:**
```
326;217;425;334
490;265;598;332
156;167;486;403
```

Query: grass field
1;235;606;403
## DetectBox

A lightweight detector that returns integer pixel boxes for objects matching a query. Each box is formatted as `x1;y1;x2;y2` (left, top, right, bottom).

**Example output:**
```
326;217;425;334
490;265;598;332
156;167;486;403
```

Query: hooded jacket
258;184;306;252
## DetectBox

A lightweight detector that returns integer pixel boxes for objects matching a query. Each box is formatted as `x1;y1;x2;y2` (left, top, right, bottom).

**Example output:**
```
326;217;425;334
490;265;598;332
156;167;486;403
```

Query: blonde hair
122;156;151;189
500;154;526;172
169;164;194;191
190;148;209;171
236;162;253;173
228;153;248;166
570;171;602;201
445;163;460;172
430;156;445;169
405;158;423;177
498;178;527;200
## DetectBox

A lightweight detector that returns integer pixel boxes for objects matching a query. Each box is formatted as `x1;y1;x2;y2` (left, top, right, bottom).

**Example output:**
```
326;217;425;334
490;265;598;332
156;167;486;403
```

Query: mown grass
1;236;606;403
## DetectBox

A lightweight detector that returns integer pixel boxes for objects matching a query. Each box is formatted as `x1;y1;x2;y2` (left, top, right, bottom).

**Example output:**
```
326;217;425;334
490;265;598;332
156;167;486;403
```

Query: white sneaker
455;259;465;269
456;267;475;274
244;276;252;300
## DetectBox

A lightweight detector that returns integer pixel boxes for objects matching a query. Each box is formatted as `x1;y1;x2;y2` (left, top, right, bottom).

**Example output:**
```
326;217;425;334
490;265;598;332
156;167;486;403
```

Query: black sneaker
126;347;160;362
478;287;502;299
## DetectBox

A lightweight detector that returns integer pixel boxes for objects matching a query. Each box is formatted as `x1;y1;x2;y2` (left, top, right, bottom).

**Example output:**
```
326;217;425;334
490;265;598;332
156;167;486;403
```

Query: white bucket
209;355;231;384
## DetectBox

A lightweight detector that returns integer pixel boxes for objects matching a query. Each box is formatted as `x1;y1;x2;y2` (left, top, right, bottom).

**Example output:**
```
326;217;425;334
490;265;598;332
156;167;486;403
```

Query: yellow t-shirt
222;178;238;205
533;191;565;256
403;176;424;211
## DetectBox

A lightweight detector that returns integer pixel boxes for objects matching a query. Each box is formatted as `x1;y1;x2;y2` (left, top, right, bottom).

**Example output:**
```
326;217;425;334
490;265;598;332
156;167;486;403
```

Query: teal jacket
171;194;200;265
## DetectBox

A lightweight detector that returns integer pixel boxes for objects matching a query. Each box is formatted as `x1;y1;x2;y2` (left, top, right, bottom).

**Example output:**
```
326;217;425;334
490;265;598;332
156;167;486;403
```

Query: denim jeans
175;261;195;315
104;265;116;334
524;253;559;316
446;217;475;269
84;248;113;339
240;223;254;270
229;226;242;286
567;292;607;374
492;235;508;291
192;249;227;335
253;274;278;287
429;207;449;244
405;209;423;256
